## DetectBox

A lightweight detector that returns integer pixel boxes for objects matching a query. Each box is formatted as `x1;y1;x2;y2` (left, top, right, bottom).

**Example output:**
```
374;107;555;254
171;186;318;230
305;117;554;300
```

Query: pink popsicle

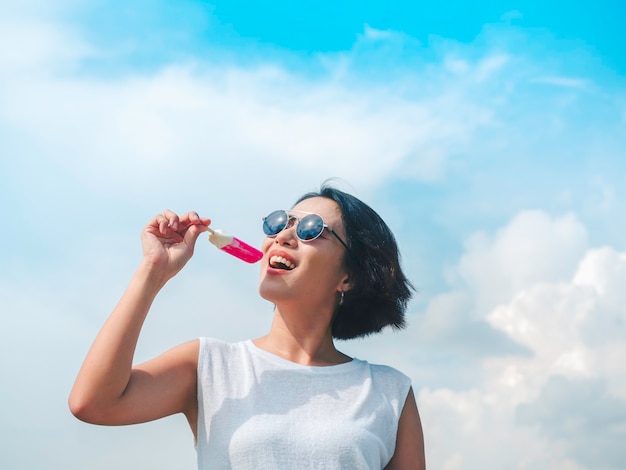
207;228;263;263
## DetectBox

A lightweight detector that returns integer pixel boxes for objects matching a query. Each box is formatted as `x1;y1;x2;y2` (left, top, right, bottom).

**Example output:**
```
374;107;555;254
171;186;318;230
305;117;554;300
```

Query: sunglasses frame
262;210;351;253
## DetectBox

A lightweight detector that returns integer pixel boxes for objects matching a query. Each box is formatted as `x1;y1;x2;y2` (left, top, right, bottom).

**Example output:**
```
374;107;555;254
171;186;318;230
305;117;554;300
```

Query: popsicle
207;227;263;263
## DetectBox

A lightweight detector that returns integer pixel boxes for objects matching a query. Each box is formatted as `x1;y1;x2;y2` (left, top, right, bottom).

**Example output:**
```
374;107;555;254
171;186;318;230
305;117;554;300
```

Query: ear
337;274;352;293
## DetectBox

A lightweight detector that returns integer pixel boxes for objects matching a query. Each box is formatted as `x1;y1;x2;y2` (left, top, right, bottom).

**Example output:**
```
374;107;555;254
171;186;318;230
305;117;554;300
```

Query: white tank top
196;337;412;469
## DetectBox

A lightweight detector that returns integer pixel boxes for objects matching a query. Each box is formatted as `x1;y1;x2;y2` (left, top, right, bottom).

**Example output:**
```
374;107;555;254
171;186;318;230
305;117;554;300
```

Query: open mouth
269;255;295;271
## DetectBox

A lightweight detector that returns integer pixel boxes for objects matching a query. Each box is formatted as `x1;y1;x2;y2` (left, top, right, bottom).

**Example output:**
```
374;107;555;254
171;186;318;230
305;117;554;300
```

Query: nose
274;218;298;246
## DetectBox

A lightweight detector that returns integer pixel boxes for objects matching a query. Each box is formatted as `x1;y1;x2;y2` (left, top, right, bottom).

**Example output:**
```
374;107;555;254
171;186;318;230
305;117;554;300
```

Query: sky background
1;0;625;468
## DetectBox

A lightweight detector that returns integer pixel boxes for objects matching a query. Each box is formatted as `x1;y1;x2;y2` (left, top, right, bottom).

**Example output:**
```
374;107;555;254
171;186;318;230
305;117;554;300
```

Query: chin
258;280;283;303
259;275;296;303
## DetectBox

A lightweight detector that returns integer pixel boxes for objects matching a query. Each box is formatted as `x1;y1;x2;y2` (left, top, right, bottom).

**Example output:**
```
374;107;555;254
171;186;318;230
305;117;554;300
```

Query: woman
69;184;426;469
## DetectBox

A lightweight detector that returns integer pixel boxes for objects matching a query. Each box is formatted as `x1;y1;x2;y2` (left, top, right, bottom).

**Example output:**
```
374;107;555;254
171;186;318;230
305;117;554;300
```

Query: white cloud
0;58;466;198
2;10;537;208
414;213;626;468
362;24;395;41
456;210;588;315
517;375;626;469
532;76;590;89
474;54;509;83
0;7;94;73
574;247;626;326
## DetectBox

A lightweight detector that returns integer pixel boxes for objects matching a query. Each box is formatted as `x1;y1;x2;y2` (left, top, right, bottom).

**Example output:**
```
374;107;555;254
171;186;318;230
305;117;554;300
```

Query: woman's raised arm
68;210;210;432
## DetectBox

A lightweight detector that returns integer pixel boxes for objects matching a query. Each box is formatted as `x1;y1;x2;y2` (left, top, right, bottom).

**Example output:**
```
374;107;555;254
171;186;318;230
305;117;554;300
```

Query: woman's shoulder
198;336;229;348
197;337;250;363
363;360;412;392
367;361;410;378
198;336;246;354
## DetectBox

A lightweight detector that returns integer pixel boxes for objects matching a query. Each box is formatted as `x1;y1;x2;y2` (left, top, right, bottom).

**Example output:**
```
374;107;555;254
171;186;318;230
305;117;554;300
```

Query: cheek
261;237;273;252
309;251;347;282
258;239;271;274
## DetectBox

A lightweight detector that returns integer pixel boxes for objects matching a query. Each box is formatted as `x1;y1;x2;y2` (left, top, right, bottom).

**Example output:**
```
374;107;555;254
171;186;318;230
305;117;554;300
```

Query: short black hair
296;183;414;340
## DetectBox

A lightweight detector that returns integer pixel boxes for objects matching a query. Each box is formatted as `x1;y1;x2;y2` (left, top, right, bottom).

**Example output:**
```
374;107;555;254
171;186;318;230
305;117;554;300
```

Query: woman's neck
253;305;350;366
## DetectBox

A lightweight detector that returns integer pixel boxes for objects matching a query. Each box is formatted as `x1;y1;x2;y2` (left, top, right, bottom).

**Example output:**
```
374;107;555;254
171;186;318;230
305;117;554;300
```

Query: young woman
69;184;426;469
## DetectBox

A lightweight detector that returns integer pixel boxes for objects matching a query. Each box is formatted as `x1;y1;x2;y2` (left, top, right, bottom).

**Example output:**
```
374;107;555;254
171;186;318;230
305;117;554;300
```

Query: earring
339;290;345;306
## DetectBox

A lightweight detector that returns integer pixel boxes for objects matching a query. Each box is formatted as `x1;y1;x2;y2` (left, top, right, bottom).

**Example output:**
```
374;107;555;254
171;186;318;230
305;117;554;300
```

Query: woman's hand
141;209;211;282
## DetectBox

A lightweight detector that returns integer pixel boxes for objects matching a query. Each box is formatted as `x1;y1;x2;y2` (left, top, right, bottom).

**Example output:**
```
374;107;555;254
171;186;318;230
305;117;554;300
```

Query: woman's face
258;197;350;308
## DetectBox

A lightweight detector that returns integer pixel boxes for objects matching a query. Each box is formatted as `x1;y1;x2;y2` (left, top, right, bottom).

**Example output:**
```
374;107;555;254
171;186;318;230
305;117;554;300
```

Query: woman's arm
68;210;210;434
385;387;426;470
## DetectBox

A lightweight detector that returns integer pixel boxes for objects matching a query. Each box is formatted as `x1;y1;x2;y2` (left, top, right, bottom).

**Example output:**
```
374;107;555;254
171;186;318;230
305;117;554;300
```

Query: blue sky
76;1;625;64
1;1;626;469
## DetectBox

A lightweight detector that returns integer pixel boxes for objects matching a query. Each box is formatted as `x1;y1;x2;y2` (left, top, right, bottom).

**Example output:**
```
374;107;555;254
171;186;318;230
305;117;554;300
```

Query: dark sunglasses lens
297;214;324;241
263;210;289;236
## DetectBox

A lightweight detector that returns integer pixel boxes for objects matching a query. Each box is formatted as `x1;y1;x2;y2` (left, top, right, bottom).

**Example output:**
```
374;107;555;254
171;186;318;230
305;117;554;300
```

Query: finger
161;209;181;232
146;213;170;235
179;211;211;229
192;218;211;232
157;216;170;235
150;214;176;235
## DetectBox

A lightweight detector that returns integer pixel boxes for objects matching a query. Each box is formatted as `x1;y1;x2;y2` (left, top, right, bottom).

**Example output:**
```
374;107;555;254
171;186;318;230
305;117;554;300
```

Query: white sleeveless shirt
196;337;412;470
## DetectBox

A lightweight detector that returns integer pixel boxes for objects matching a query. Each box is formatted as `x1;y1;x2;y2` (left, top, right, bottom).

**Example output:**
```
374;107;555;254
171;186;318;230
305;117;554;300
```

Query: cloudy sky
1;1;625;468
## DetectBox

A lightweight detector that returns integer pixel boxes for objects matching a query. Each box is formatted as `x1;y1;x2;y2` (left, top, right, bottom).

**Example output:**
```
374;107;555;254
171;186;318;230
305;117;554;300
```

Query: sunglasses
262;210;351;252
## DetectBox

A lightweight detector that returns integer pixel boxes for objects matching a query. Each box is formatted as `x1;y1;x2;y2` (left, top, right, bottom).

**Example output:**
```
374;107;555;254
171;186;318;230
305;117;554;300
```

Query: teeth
270;255;295;270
